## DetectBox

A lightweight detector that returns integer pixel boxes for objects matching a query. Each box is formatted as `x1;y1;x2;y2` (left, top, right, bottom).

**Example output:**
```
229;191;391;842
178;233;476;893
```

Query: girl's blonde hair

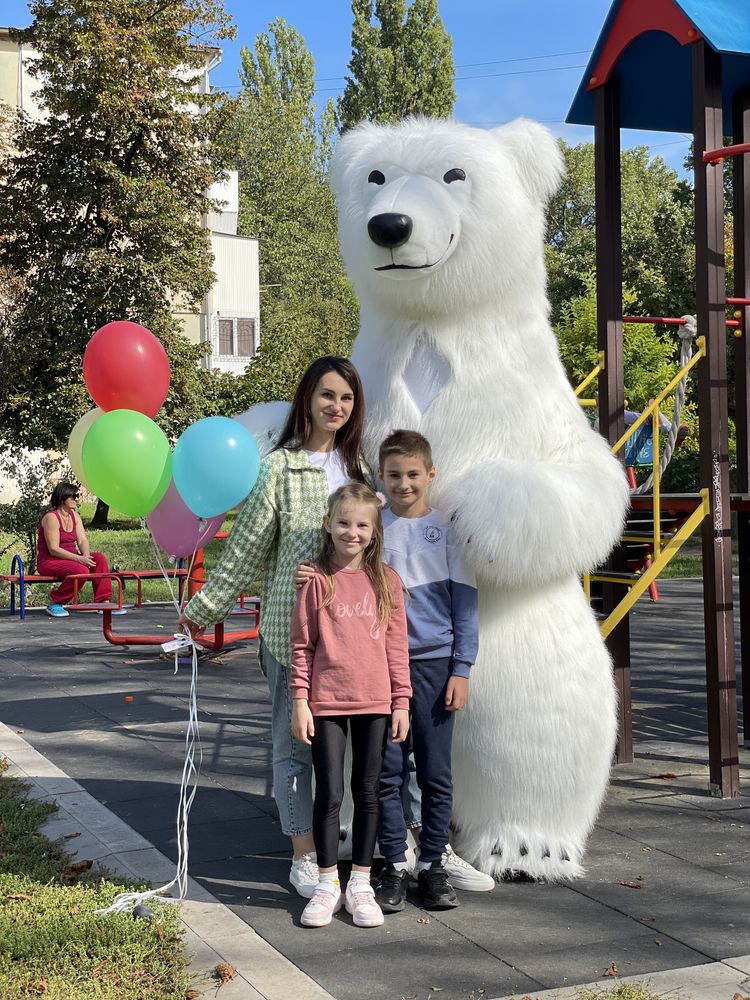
317;483;396;625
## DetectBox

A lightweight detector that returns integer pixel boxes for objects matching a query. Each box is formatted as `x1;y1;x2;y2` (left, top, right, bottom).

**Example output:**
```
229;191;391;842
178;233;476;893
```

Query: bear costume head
330;116;564;322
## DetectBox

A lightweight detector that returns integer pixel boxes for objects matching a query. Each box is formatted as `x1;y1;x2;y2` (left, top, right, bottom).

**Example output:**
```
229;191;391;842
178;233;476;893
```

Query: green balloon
82;409;172;518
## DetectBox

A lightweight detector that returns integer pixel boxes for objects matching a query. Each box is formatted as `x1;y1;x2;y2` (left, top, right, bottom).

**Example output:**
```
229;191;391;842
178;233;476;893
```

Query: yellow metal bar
590;574;638;586
578;398;597;407
611;336;706;455
574;351;606;398
600;489;710;639
582;571;591;602
653;403;661;553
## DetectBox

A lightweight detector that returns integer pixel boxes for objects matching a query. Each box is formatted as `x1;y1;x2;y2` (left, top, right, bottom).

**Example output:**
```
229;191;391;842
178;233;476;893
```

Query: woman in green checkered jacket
181;356;371;898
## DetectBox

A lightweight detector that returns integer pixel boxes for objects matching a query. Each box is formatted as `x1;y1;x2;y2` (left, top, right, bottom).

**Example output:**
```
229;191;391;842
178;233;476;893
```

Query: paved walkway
0;580;748;1000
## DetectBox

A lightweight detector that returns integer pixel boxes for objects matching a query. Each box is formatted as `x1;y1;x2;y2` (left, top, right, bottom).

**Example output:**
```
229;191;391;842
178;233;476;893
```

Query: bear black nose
367;213;413;248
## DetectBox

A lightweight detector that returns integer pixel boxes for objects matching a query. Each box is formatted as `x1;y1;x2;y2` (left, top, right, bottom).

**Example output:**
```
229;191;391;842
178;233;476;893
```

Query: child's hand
445;676;469;712
294;561;316;589
292;700;315;744
391;709;409;743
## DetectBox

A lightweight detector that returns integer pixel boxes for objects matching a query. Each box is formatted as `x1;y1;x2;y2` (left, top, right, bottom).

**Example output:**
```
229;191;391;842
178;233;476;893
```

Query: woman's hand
294;561;316;589
391;709;409;743
292;700;315;745
77;554;96;568
177;612;204;643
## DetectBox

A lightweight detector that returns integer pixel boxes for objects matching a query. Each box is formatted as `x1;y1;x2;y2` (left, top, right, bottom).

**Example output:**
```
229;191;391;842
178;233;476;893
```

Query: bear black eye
443;167;466;184
368;169;385;185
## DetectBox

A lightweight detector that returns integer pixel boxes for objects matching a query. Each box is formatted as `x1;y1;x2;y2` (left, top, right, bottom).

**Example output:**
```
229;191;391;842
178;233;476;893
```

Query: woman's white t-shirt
305;448;351;494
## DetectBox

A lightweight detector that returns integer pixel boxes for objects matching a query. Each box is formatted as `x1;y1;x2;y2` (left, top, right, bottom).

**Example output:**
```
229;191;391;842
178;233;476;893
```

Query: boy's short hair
379;429;433;471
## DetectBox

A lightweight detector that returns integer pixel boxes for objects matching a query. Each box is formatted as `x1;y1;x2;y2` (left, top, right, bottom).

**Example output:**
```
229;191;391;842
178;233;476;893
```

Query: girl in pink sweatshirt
291;483;411;929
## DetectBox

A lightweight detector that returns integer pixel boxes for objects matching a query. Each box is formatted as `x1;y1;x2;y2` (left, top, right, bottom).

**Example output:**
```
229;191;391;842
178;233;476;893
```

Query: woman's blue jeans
261;640;314;837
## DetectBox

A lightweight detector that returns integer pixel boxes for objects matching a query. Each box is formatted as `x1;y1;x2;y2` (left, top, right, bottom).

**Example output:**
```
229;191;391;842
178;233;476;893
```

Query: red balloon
83;321;170;418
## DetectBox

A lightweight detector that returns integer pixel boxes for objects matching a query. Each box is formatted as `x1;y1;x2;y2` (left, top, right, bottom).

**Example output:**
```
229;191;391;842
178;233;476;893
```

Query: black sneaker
417;861;459;910
373;863;410;913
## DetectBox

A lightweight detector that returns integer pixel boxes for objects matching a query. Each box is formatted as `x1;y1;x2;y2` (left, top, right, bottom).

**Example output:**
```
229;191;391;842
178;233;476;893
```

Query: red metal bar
727;297;750;306
100;615;259;650
624;316;739;328
703;141;750;164
623;316;687;325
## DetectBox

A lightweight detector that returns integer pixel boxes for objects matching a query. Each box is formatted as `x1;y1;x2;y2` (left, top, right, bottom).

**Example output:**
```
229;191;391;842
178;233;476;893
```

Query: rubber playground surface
0;579;748;1000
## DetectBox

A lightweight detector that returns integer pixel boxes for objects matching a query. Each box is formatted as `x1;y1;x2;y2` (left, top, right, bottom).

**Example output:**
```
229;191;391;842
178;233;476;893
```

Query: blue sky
2;0;692;174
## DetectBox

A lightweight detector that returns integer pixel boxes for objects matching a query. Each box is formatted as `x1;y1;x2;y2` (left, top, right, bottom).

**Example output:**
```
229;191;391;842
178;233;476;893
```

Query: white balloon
233;401;290;457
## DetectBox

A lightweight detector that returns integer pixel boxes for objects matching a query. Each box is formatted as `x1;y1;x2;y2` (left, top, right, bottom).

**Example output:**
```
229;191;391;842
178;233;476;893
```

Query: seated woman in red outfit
37;483;125;618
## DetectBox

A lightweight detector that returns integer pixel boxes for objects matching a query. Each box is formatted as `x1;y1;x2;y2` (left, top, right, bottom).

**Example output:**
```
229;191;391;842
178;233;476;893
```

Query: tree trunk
90;499;110;527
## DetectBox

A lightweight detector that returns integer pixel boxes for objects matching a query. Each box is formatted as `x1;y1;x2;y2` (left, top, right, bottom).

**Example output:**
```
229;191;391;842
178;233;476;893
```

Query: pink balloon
146;480;225;558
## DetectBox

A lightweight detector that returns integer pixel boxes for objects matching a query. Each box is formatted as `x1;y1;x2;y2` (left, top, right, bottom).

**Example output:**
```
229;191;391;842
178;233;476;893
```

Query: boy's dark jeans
378;656;455;865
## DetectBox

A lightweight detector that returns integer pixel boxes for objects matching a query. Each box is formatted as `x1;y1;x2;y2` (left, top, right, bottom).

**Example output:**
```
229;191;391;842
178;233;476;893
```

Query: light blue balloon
173;417;261;518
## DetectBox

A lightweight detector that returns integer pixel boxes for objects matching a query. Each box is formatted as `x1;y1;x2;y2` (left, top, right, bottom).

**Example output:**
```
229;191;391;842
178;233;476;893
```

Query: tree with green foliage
0;0;237;455
546;141;695;323
338;0;455;130
234;19;359;404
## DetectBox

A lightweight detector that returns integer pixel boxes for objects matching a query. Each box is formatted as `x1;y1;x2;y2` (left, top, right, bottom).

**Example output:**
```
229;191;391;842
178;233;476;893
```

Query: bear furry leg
451;822;585;882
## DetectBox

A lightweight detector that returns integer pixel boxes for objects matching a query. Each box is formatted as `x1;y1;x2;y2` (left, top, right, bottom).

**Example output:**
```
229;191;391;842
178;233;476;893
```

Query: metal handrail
574;351;606;397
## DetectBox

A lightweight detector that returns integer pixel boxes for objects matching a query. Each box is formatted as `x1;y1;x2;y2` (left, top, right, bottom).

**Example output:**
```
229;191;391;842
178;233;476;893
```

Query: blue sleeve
447;525;479;675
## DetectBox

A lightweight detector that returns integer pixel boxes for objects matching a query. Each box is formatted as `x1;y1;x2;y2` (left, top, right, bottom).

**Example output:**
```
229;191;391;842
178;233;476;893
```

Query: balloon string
96;527;202;916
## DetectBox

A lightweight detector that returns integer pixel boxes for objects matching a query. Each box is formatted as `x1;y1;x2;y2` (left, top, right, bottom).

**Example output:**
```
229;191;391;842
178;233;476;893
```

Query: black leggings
311;714;389;869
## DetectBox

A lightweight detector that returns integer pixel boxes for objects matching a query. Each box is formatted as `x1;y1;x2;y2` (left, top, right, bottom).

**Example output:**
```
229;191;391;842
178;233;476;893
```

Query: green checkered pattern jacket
185;446;371;668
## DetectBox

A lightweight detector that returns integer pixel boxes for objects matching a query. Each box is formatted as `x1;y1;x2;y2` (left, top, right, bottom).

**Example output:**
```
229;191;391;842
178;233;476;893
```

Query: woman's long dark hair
275;356;365;482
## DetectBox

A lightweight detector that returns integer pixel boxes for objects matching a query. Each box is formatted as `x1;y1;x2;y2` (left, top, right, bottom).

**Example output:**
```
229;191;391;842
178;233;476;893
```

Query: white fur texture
330;116;629;880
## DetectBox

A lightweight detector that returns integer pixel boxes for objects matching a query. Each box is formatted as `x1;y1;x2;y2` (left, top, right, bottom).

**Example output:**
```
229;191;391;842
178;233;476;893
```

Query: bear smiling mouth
375;234;454;271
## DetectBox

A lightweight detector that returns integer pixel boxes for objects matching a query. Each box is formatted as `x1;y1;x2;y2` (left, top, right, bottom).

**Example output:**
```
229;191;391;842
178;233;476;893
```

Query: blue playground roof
567;0;750;134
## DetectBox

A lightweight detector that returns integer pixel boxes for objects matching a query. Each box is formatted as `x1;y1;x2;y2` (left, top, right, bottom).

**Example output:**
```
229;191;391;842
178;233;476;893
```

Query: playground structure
567;0;750;796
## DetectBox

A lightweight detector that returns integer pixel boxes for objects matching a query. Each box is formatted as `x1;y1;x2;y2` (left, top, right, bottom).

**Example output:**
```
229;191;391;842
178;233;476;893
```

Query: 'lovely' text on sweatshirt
290;565;412;716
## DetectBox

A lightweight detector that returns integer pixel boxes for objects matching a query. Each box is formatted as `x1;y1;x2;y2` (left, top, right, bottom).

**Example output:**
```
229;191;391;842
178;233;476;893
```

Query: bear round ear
491;118;565;203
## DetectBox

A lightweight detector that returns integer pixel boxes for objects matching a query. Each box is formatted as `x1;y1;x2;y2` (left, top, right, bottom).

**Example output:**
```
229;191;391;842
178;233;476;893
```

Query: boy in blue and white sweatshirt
375;430;491;912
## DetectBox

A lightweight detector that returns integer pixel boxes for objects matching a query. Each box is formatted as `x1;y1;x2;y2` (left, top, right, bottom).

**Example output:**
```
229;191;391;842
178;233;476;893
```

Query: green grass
0;757;191;999
0;503;237;608
576;983;672;1000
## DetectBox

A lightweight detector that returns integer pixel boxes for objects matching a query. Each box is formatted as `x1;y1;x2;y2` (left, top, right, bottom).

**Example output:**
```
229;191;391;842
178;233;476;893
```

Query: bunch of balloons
69;322;260;557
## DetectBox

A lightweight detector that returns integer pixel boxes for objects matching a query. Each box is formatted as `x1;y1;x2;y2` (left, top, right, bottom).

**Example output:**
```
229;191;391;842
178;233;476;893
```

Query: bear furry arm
439;438;629;587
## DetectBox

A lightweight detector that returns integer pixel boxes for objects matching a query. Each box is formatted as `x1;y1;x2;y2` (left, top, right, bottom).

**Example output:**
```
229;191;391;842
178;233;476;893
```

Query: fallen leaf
155;924;164;940
36;979;48;995
63;832;81;841
731;993;747;1000
69;906;78;917
655;773;677;779
636;875;645;881
91;962;107;978
60;859;93;881
417;917;431;924
618;880;642;889
641;916;656;922
16;729;25;734
655;939;662;946
214;961;236;986
603;963;619;977
7;893;33;901
642;847;652;852
185;990;202;999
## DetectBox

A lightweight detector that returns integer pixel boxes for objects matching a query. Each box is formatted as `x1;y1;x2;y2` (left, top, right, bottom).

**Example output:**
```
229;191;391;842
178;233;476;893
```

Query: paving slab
1;587;749;1000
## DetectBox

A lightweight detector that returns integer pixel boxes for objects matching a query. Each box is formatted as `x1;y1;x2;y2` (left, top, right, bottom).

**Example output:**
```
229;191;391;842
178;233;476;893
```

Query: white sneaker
440;844;495;891
345;878;384;927
301;884;342;927
290;853;319;898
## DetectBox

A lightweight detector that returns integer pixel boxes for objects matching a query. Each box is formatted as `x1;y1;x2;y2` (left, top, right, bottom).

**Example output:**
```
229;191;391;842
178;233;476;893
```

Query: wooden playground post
594;79;633;763
692;41;740;797
733;88;750;750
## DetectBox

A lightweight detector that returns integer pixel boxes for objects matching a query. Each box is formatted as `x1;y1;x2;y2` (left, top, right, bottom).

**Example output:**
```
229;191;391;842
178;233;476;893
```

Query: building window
216;317;257;357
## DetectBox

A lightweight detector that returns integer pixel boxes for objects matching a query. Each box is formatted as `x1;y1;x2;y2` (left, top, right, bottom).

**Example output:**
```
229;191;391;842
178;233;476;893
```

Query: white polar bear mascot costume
328;117;630;881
